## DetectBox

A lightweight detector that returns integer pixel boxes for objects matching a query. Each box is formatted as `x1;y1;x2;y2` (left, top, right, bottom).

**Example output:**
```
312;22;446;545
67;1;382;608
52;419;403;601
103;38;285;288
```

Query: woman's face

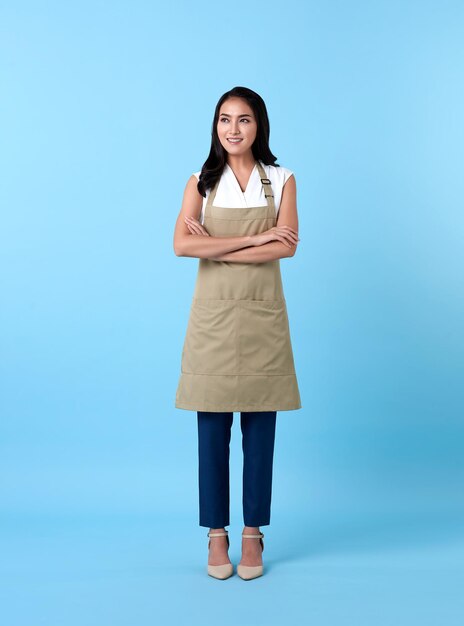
216;97;257;156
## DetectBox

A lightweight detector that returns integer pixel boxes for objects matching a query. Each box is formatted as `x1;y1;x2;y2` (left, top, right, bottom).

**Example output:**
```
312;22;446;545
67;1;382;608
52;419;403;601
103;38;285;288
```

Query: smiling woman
172;85;302;581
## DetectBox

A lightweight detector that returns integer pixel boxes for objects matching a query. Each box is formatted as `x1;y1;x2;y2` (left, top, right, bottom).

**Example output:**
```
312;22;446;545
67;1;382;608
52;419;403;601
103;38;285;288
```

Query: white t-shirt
192;159;294;225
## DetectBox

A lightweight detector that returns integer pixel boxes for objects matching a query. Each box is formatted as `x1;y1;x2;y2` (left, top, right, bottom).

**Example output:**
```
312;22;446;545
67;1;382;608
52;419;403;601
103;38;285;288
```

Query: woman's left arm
187;174;300;264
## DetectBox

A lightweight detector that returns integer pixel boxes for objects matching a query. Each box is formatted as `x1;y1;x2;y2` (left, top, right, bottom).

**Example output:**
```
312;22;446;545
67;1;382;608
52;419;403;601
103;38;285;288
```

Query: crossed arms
173;173;300;263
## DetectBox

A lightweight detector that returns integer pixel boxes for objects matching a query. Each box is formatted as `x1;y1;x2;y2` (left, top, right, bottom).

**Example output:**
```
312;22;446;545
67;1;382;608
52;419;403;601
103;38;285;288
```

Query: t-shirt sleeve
283;167;294;185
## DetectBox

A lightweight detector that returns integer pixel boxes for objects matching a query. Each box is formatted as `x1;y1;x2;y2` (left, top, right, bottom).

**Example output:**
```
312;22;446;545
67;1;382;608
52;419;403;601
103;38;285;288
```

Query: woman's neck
226;154;257;171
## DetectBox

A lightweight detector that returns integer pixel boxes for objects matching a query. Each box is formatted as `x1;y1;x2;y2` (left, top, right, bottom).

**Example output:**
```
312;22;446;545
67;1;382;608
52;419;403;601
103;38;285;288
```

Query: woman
173;86;302;580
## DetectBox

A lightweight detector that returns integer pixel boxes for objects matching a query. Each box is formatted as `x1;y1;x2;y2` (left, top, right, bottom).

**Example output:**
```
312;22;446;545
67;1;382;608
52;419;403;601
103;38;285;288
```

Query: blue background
1;0;463;624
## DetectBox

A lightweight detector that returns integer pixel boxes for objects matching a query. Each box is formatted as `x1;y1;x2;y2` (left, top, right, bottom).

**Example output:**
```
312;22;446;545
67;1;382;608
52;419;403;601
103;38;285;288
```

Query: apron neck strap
256;161;275;212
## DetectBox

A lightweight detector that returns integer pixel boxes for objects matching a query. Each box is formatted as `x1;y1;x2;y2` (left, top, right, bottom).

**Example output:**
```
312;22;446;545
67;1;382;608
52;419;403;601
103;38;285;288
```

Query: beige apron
175;160;302;412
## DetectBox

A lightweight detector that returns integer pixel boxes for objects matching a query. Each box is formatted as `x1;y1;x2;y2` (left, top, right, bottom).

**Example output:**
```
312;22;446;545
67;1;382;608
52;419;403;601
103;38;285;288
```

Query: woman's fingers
277;226;300;241
276;232;300;247
185;216;202;228
277;229;299;244
189;225;203;235
277;225;298;233
185;216;209;236
186;222;201;235
274;234;292;247
277;226;300;240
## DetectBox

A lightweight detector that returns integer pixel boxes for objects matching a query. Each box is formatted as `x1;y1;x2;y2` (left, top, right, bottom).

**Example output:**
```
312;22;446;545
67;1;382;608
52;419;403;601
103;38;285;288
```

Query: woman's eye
219;118;250;123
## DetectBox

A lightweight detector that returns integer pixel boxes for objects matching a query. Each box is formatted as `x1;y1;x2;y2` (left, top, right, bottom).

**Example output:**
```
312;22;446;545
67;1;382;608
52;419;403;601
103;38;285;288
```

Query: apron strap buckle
259;173;275;201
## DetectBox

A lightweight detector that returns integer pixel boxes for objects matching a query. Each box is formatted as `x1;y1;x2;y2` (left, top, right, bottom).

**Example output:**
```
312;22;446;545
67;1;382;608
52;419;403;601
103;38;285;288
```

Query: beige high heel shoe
237;531;264;580
207;530;233;580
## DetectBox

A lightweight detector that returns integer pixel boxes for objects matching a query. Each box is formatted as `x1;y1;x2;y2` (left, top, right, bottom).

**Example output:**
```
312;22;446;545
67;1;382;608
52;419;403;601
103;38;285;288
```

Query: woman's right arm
173;175;254;258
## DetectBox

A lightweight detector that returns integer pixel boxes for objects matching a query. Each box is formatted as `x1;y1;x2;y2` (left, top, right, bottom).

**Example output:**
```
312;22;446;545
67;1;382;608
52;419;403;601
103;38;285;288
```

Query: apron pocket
181;299;237;375
238;300;295;375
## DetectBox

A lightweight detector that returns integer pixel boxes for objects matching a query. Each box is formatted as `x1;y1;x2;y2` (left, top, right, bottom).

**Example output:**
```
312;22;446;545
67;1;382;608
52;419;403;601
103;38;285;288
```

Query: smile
227;138;243;143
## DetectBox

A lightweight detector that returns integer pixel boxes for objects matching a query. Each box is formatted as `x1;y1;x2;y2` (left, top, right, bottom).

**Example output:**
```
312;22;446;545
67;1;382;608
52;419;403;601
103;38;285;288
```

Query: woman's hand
251;225;300;248
184;216;210;236
184;216;299;250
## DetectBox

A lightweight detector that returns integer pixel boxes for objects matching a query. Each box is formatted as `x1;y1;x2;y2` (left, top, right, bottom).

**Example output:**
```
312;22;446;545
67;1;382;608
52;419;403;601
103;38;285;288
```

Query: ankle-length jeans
197;411;277;528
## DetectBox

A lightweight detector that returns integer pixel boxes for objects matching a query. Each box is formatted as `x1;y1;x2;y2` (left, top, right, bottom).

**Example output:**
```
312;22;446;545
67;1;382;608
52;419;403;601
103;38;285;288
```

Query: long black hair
197;86;279;197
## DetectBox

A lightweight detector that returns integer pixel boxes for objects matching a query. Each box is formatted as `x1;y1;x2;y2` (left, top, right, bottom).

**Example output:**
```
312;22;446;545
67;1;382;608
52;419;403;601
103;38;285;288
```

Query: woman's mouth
227;138;243;144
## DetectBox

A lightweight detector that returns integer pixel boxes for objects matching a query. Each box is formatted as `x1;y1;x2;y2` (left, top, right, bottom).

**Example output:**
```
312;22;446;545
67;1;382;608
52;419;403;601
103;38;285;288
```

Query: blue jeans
197;411;277;528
